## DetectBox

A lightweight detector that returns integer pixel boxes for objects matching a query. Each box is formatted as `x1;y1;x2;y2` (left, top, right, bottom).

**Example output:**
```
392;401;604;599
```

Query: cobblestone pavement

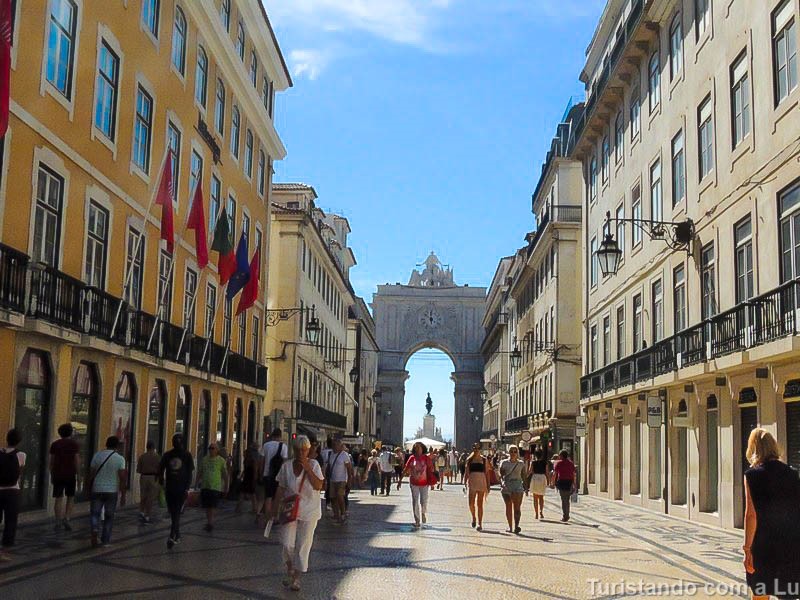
0;484;749;599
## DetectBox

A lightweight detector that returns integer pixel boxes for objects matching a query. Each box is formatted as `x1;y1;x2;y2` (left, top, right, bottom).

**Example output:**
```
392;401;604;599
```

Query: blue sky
263;0;605;439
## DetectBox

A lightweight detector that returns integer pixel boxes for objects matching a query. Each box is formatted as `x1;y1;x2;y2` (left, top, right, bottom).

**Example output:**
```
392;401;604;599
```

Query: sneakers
421;512;427;524
62;519;72;532
167;537;175;549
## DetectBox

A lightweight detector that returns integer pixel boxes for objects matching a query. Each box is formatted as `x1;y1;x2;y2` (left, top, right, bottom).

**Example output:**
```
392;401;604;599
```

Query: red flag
154;153;175;253
0;0;12;138
186;182;208;269
236;247;260;315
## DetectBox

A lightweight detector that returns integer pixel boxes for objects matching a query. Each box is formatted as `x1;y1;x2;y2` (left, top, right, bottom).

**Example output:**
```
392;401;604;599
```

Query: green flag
211;208;236;285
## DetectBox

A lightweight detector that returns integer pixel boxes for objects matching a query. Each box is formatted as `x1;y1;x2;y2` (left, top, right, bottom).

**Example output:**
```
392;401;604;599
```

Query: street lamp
305;314;321;345
597;232;623;278
480;388;488;403
510;344;522;369
349;365;359;384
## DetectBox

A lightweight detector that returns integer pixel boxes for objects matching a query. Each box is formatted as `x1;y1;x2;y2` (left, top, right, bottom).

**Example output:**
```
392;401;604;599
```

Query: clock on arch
419;307;442;329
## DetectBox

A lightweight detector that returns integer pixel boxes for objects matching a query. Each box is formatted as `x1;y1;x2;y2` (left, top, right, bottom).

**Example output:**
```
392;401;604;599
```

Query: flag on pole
186;182;208;269
226;234;250;300
211;207;236;285
0;0;13;138
236;247;260;315
154;153;175;253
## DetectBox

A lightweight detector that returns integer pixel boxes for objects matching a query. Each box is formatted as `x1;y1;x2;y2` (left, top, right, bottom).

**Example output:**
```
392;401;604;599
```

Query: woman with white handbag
271;435;324;592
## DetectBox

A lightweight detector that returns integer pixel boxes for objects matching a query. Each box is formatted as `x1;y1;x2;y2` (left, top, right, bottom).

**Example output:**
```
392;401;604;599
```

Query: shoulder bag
278;469;307;524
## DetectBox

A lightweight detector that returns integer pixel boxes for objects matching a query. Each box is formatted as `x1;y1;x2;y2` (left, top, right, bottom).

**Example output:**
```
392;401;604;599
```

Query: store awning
297;424;322;442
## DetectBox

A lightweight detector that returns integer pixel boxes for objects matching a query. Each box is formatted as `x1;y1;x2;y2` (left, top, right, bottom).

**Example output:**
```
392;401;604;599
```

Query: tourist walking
447;447;458;484
436;449;446;490
742;428;800;600
499;445;526;533
393;447;404;483
528;449;551;520
49;423;80;531
0;428;24;562
136;441;161;524
379;447;394;495
272;435;324;593
198;442;229;531
366;449;380;495
88;436;127;547
551;450;576;522
327;438;353;523
159;434;194;548
259;429;288;520
397;442;434;528
356;450;368;490
237;441;260;516
465;443;490;530
458;450;468;485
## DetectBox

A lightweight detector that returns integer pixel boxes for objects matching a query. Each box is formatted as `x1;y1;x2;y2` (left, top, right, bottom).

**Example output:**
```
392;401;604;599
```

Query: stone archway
373;253;486;449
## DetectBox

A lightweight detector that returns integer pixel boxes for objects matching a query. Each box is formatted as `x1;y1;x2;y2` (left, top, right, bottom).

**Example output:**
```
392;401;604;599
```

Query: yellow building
0;0;290;512
267;184;360;442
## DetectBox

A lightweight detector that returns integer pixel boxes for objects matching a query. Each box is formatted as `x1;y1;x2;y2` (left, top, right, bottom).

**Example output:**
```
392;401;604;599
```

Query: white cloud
289;48;333;81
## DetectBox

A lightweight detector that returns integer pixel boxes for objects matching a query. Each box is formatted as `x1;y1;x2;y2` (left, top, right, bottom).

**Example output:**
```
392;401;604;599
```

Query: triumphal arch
372;253;486;449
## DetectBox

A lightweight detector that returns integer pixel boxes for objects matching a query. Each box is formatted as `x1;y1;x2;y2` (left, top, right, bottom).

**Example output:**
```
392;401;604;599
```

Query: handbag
278;471;307;524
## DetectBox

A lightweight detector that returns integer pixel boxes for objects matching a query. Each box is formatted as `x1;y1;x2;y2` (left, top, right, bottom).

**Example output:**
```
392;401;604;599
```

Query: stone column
452;371;485;449
376;369;409;447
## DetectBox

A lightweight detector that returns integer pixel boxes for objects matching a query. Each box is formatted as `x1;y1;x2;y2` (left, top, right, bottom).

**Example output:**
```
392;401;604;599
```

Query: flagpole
175;178;204;363
110;149;171;342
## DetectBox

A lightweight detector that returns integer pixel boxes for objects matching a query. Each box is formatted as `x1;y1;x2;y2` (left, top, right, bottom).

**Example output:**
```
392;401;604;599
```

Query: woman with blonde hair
465;443;490;531
499;445;526;533
742;427;800;600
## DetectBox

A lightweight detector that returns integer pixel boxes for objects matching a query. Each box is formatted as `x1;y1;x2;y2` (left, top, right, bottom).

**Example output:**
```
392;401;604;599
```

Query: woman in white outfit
273;435;324;592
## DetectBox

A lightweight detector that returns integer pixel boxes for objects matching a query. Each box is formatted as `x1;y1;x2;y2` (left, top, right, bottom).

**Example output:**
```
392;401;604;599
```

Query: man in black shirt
159;434;194;549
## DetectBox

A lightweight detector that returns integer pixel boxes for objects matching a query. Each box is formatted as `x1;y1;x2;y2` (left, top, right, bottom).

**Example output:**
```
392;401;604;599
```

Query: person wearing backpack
0;428;25;562
88;436;127;547
258;428;288;521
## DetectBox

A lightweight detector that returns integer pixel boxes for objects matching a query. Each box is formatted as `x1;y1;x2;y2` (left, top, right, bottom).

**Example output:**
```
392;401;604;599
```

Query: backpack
0;449;20;487
267;443;284;479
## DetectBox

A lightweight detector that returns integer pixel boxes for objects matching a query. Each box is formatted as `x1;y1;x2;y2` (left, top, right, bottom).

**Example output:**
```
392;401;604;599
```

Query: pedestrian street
0;483;748;600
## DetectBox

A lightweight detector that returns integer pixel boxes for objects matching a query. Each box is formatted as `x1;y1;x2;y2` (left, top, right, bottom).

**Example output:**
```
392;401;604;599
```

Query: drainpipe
663;389;670;514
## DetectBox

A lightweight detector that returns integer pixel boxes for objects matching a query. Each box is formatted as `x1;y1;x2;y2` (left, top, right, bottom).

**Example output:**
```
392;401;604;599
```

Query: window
236;21;245;61
698;95;714;180
147;381;166;453
705;395;719;512
263;77;274;117
227;195;236;236
141;0;159;37
590;324;598;371
46;0;78;98
94;42;119;140
695;0;710;40
238;312;246;354
603;316;611;366
205;283;216;339
210;175;221;233
125;227;144;309
158;251;173;319
780;181;800;282
630;92;641;139
195;46;208;107
731;51;751;148
189;150;202;195
252;316;260;361
133;86;153;172
230;105;240;158
652;279;664;343
84;201;108;288
633;293;643;351
590;236;598;287
650;159;662;223
616;305;625;359
701;242;717;321
257;150;266;196
616;203;625;258
734;216;754;302
614;112;624;163
632;185;642;246
241;214;250;249
669;14;683;80
220;0;230;31
249;51;258;86
167;122;181;202
648;51;660;112
184;268;197;332
171;7;187;75
671;130;685;206
589;156;597;201
673;265;686;332
773;0;797;104
601;136;610;183
215;79;226;135
254;227;263;265
244;130;253;178
33;165;64;267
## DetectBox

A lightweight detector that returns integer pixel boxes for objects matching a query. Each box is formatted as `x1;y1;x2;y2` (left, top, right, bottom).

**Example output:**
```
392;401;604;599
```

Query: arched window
249;51;258;86
171;7;187;75
176;384;192;446
71;362;99;499
195;46;208;107
230;105;240;158
217;394;228;448
247;401;256;444
113;372;136;486
233;399;243;471
235;21;245;60
16;350;51;510
244;130;253;177
257;150;266;196
215;79;225;135
147;380;167;452
197;390;211;459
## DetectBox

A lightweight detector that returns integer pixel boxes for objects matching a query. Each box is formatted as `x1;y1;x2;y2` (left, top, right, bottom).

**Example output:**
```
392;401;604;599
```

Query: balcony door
71;363;99;500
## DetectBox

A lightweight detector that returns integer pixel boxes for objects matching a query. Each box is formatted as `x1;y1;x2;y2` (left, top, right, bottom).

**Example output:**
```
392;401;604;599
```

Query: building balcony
0;243;267;391
581;278;800;399
505;415;531;433
525;205;582;258
300;401;347;430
